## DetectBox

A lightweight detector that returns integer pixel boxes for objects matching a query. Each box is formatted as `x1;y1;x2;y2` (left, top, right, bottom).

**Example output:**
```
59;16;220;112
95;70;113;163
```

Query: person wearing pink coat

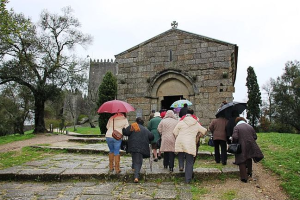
158;110;178;172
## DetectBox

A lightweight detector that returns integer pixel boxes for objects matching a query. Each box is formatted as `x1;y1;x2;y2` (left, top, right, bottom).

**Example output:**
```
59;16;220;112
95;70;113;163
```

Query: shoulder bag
208;136;214;147
112;119;123;140
227;143;241;154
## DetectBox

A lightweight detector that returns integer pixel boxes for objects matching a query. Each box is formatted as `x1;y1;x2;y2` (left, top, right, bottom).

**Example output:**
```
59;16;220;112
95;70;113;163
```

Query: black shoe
154;158;158;162
241;179;247;183
222;162;227;165
169;168;173;172
179;168;184;172
248;173;252;177
216;161;220;164
158;156;162;160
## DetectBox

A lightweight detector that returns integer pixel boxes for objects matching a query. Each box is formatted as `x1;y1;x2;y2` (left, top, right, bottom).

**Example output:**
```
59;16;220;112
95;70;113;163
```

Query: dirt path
0;133;75;152
0;134;289;199
197;162;289;200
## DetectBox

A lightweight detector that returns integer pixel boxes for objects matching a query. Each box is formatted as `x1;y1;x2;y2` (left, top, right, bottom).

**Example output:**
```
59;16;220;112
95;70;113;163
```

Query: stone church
89;23;238;127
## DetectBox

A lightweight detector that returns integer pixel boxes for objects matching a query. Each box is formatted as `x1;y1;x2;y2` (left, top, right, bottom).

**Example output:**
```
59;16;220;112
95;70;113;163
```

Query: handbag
227;143;241;154
208;136;214;147
112;119;123;140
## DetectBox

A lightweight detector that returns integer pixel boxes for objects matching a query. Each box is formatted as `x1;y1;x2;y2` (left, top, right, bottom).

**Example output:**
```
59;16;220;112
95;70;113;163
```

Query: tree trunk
33;97;47;133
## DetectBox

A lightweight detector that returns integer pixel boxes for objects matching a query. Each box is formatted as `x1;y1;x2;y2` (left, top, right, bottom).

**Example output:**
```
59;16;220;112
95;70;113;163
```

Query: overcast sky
7;0;300;102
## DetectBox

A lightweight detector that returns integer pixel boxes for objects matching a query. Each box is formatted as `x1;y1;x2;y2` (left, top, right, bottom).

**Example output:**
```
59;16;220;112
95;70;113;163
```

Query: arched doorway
148;70;196;111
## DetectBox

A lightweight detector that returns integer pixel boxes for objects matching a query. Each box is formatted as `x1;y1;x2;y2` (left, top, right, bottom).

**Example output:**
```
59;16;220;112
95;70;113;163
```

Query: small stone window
170;50;173;61
220;83;224;92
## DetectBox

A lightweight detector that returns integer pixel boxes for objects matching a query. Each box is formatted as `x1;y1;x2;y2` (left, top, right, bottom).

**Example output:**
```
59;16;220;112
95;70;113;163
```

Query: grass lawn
0;131;35;146
0;147;64;170
66;126;101;135
257;132;300;200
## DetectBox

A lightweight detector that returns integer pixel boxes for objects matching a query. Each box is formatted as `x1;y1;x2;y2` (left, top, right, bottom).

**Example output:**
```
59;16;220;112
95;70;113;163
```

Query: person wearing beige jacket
173;108;207;183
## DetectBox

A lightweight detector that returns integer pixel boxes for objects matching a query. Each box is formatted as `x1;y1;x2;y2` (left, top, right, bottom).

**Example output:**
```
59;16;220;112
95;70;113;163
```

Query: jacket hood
164;110;177;119
182;114;198;126
112;113;126;119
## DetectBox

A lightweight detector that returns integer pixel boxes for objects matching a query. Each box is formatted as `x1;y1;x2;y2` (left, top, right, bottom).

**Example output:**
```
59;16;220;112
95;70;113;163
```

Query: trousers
178;152;194;183
131;152;143;179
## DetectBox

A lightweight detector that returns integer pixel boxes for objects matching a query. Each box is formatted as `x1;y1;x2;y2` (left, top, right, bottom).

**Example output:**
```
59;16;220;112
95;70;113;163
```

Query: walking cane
149;144;153;172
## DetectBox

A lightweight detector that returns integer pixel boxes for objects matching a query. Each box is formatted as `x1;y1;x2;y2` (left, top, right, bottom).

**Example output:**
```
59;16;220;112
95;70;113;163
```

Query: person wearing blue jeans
105;113;129;173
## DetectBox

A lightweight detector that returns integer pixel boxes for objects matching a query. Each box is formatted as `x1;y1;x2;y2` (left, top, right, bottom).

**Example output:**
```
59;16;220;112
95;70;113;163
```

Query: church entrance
148;70;196;113
161;95;183;110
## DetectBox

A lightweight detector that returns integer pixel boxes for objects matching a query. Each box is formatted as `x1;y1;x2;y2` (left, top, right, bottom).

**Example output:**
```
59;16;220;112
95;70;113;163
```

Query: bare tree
0;7;92;133
64;90;82;131
261;78;275;123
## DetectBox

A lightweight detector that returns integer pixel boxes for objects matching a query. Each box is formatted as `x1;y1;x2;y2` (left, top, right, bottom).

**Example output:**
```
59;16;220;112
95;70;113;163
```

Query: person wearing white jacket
173;108;207;183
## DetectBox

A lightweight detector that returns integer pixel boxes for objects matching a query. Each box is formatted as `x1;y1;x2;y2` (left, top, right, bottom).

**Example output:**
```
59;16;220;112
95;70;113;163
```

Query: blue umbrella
170;99;192;108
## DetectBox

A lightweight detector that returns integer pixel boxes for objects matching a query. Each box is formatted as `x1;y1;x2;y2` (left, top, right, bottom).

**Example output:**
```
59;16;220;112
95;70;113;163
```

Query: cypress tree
246;66;262;128
97;72;117;135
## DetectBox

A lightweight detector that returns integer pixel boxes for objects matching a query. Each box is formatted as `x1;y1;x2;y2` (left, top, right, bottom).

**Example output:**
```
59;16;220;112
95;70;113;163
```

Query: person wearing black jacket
123;117;154;183
225;110;239;144
179;103;188;118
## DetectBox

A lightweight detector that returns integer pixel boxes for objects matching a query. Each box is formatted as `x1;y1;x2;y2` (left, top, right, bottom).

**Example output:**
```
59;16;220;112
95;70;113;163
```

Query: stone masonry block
199;87;217;93
201;52;216;58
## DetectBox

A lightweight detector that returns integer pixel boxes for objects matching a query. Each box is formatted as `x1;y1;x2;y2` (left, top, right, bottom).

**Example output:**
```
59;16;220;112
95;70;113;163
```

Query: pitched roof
115;28;237;57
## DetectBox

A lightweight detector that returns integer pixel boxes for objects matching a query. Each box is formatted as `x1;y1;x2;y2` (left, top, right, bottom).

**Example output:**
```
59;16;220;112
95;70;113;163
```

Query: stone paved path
0;153;239;181
0;180;192;200
0;133;290;200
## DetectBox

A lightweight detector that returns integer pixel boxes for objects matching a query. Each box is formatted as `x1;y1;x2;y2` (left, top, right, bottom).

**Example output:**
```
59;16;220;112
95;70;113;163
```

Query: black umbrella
215;101;247;119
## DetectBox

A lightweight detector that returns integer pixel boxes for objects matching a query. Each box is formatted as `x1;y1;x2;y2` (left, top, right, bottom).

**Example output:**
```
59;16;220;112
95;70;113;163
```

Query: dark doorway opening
161;95;183;111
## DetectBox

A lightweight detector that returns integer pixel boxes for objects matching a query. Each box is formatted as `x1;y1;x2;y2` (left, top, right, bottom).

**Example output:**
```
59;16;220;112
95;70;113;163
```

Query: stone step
0;154;239;182
30;145;215;157
0;167;239;182
68;138;106;143
67;133;104;138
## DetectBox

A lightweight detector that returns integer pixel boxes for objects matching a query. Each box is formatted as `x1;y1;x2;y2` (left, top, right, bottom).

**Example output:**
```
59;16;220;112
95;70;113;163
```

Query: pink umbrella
97;100;135;114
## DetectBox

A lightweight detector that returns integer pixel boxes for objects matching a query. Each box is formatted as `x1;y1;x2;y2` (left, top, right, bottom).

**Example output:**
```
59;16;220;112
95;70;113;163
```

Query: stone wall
115;29;237;127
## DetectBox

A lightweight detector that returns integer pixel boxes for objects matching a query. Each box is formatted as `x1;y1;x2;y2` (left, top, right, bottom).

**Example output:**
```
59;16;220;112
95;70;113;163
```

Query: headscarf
130;122;141;132
164;110;177;119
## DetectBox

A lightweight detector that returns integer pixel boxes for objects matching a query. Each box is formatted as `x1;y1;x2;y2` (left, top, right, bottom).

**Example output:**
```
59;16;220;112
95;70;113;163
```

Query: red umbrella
97;100;135;113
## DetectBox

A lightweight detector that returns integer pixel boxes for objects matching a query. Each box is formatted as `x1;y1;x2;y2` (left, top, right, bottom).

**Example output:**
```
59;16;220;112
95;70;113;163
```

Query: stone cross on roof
171;21;178;29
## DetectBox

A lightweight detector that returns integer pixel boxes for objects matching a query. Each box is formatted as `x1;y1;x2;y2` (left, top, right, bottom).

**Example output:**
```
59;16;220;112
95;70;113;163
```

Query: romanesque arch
148;70;197;111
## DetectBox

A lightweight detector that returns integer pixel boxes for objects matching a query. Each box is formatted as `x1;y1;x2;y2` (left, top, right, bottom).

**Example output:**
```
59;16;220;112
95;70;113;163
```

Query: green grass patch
66;126;101;135
257;132;300;200
0;146;63;170
0;131;35;145
191;185;209;199
221;190;237;200
198;141;214;153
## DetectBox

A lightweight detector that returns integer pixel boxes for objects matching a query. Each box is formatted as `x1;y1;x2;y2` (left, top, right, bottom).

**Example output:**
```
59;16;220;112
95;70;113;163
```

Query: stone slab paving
0;153;239;182
0;180;192;200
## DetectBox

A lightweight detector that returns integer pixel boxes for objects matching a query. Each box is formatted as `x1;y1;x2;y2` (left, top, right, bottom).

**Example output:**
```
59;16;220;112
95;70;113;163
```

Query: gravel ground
0;134;290;200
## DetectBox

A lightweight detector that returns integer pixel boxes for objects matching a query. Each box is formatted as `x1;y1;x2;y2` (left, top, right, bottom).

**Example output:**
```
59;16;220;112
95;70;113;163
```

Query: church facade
89;26;238;126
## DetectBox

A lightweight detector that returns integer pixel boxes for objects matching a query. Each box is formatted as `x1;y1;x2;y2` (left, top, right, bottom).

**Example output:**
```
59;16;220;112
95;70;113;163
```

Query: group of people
104;101;264;184
209;102;264;183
